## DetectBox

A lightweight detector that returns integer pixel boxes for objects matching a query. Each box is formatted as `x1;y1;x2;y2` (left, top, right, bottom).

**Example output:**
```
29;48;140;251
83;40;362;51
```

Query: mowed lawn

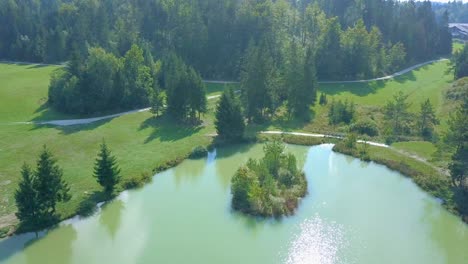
0;59;455;226
0;63;218;224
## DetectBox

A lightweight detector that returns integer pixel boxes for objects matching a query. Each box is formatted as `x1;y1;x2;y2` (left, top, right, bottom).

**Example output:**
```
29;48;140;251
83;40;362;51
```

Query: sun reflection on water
285;216;347;264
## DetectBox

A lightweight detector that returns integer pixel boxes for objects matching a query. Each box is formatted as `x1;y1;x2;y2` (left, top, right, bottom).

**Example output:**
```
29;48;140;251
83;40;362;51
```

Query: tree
15;146;71;232
215;88;245;141
384;91;413;136
15;164;40;233
446;97;468;188
34;146;71;216
453;44;468;80
150;90;165;117
417;99;439;140
94;141;121;195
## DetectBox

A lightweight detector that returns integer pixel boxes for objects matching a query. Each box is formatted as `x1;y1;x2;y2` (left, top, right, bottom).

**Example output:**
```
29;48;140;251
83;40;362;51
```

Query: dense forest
0;0;452;81
434;1;468;22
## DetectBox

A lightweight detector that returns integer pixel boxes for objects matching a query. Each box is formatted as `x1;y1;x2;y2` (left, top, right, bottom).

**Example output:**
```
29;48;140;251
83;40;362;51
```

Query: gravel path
4;58;447;127
260;131;389;148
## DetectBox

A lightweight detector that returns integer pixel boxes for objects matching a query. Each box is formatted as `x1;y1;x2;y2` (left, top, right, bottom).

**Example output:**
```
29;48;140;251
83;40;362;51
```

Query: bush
189;146;208;159
121;172;153;190
350;119;379;137
77;200;97;217
0;226;10;238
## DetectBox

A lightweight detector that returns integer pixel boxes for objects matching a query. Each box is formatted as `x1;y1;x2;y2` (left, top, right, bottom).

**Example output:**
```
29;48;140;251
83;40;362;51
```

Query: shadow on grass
319;68;417;97
28;118;115;135
26;64;50;69
139;115;203;143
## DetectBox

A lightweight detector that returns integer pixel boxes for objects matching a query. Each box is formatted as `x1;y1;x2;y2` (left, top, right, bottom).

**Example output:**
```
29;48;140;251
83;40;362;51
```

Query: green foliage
453;44;468;79
189;146;208;159
121;172;153;190
384;91;413;136
417;99;439;140
164;53;207;122
150;89;165;117
231;141;307;217
446;98;468;189
215;88;245;141
93;141;121;195
77;199;97;217
328;99;355;125
446;78;468;102
350;119;379;137
15;146;71;232
319;93;328;106
49;45;158;115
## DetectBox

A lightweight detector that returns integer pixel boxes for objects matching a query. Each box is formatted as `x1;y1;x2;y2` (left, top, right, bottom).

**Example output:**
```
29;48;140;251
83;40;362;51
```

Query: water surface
1;144;467;264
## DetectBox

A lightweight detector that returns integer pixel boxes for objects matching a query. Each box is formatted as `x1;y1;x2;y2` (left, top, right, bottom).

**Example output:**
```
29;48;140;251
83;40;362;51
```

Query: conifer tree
94;141;121;195
15;146;71;232
215;88;245;141
34;146;71;216
15;164;39;231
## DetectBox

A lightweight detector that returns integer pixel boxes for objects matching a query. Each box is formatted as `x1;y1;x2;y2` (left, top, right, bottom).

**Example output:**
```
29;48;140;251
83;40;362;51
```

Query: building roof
449;23;468;35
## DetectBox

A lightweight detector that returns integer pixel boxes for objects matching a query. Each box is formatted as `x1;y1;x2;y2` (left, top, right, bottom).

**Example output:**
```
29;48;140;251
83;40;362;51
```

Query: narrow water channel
0;144;467;264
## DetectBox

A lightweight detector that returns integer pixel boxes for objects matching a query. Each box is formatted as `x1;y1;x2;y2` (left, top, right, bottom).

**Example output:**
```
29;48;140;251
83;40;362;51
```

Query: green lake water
0;144;467;264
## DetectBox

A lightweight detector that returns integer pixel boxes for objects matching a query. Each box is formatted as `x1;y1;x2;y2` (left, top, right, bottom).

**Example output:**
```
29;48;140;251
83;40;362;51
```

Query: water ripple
285;216;347;264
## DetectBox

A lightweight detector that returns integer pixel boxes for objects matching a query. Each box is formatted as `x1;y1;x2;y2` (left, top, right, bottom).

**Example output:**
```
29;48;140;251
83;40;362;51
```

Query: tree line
15;142;122;234
0;0;452;80
49;44;207;122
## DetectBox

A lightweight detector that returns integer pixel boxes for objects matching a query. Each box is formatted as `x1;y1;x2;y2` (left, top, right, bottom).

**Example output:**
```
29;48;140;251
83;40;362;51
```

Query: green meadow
0;58;457;229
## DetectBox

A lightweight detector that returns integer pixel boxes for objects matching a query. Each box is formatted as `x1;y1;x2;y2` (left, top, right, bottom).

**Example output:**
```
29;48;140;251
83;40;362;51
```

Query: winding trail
260;131;389;148
3;58;447;127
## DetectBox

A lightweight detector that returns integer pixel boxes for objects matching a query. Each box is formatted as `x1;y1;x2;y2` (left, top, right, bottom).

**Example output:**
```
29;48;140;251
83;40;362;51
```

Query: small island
231;141;308;217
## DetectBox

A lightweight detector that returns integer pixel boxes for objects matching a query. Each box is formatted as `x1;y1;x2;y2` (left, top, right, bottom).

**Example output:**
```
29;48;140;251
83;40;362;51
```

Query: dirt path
260;131;389;148
3;58;447;127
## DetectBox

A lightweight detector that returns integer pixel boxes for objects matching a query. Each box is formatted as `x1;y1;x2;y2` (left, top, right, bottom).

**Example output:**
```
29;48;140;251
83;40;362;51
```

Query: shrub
121;172;153;190
350;119;379;137
77;200;97;217
189;146;208;159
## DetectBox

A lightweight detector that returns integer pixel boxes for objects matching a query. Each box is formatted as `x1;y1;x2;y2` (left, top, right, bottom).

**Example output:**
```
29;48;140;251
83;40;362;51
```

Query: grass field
0;56;458;231
392;141;437;161
0;63;221;229
246;60;454;138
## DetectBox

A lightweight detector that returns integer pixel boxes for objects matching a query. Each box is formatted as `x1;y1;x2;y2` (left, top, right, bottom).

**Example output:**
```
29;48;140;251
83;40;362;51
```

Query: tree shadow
27;117;116;135
26;64;50;69
320;80;387;97
139;115;203;143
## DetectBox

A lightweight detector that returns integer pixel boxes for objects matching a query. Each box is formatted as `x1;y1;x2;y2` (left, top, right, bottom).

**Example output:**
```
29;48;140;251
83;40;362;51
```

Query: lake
1;144;467;264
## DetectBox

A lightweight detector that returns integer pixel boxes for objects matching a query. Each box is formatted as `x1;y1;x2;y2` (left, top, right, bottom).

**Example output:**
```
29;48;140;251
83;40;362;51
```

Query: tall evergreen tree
15;146;71;232
384;91;413;136
215;88;245;141
15;164;40;232
93;141;121;195
417;99;439;140
447;98;468;188
34;146;71;216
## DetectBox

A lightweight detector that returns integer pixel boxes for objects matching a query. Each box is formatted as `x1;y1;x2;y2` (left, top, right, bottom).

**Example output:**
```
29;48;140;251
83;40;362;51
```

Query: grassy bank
0;64;221;235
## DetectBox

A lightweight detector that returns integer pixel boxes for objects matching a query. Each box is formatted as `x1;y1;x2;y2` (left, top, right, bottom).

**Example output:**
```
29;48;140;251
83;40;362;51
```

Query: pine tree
94;141;121;195
15;164;40;231
150;89;165;117
34;146;71;216
417;99;439;140
215;88;245;141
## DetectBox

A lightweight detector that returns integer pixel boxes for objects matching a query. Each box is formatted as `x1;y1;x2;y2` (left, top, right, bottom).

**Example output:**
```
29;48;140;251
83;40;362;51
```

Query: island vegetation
231;141;307;217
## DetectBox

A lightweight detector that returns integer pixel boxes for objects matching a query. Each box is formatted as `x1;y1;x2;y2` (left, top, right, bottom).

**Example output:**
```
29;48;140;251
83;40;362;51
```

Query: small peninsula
231;141;308;217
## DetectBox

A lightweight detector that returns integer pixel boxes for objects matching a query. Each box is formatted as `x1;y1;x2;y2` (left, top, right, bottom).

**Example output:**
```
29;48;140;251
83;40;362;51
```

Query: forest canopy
0;0;452;80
